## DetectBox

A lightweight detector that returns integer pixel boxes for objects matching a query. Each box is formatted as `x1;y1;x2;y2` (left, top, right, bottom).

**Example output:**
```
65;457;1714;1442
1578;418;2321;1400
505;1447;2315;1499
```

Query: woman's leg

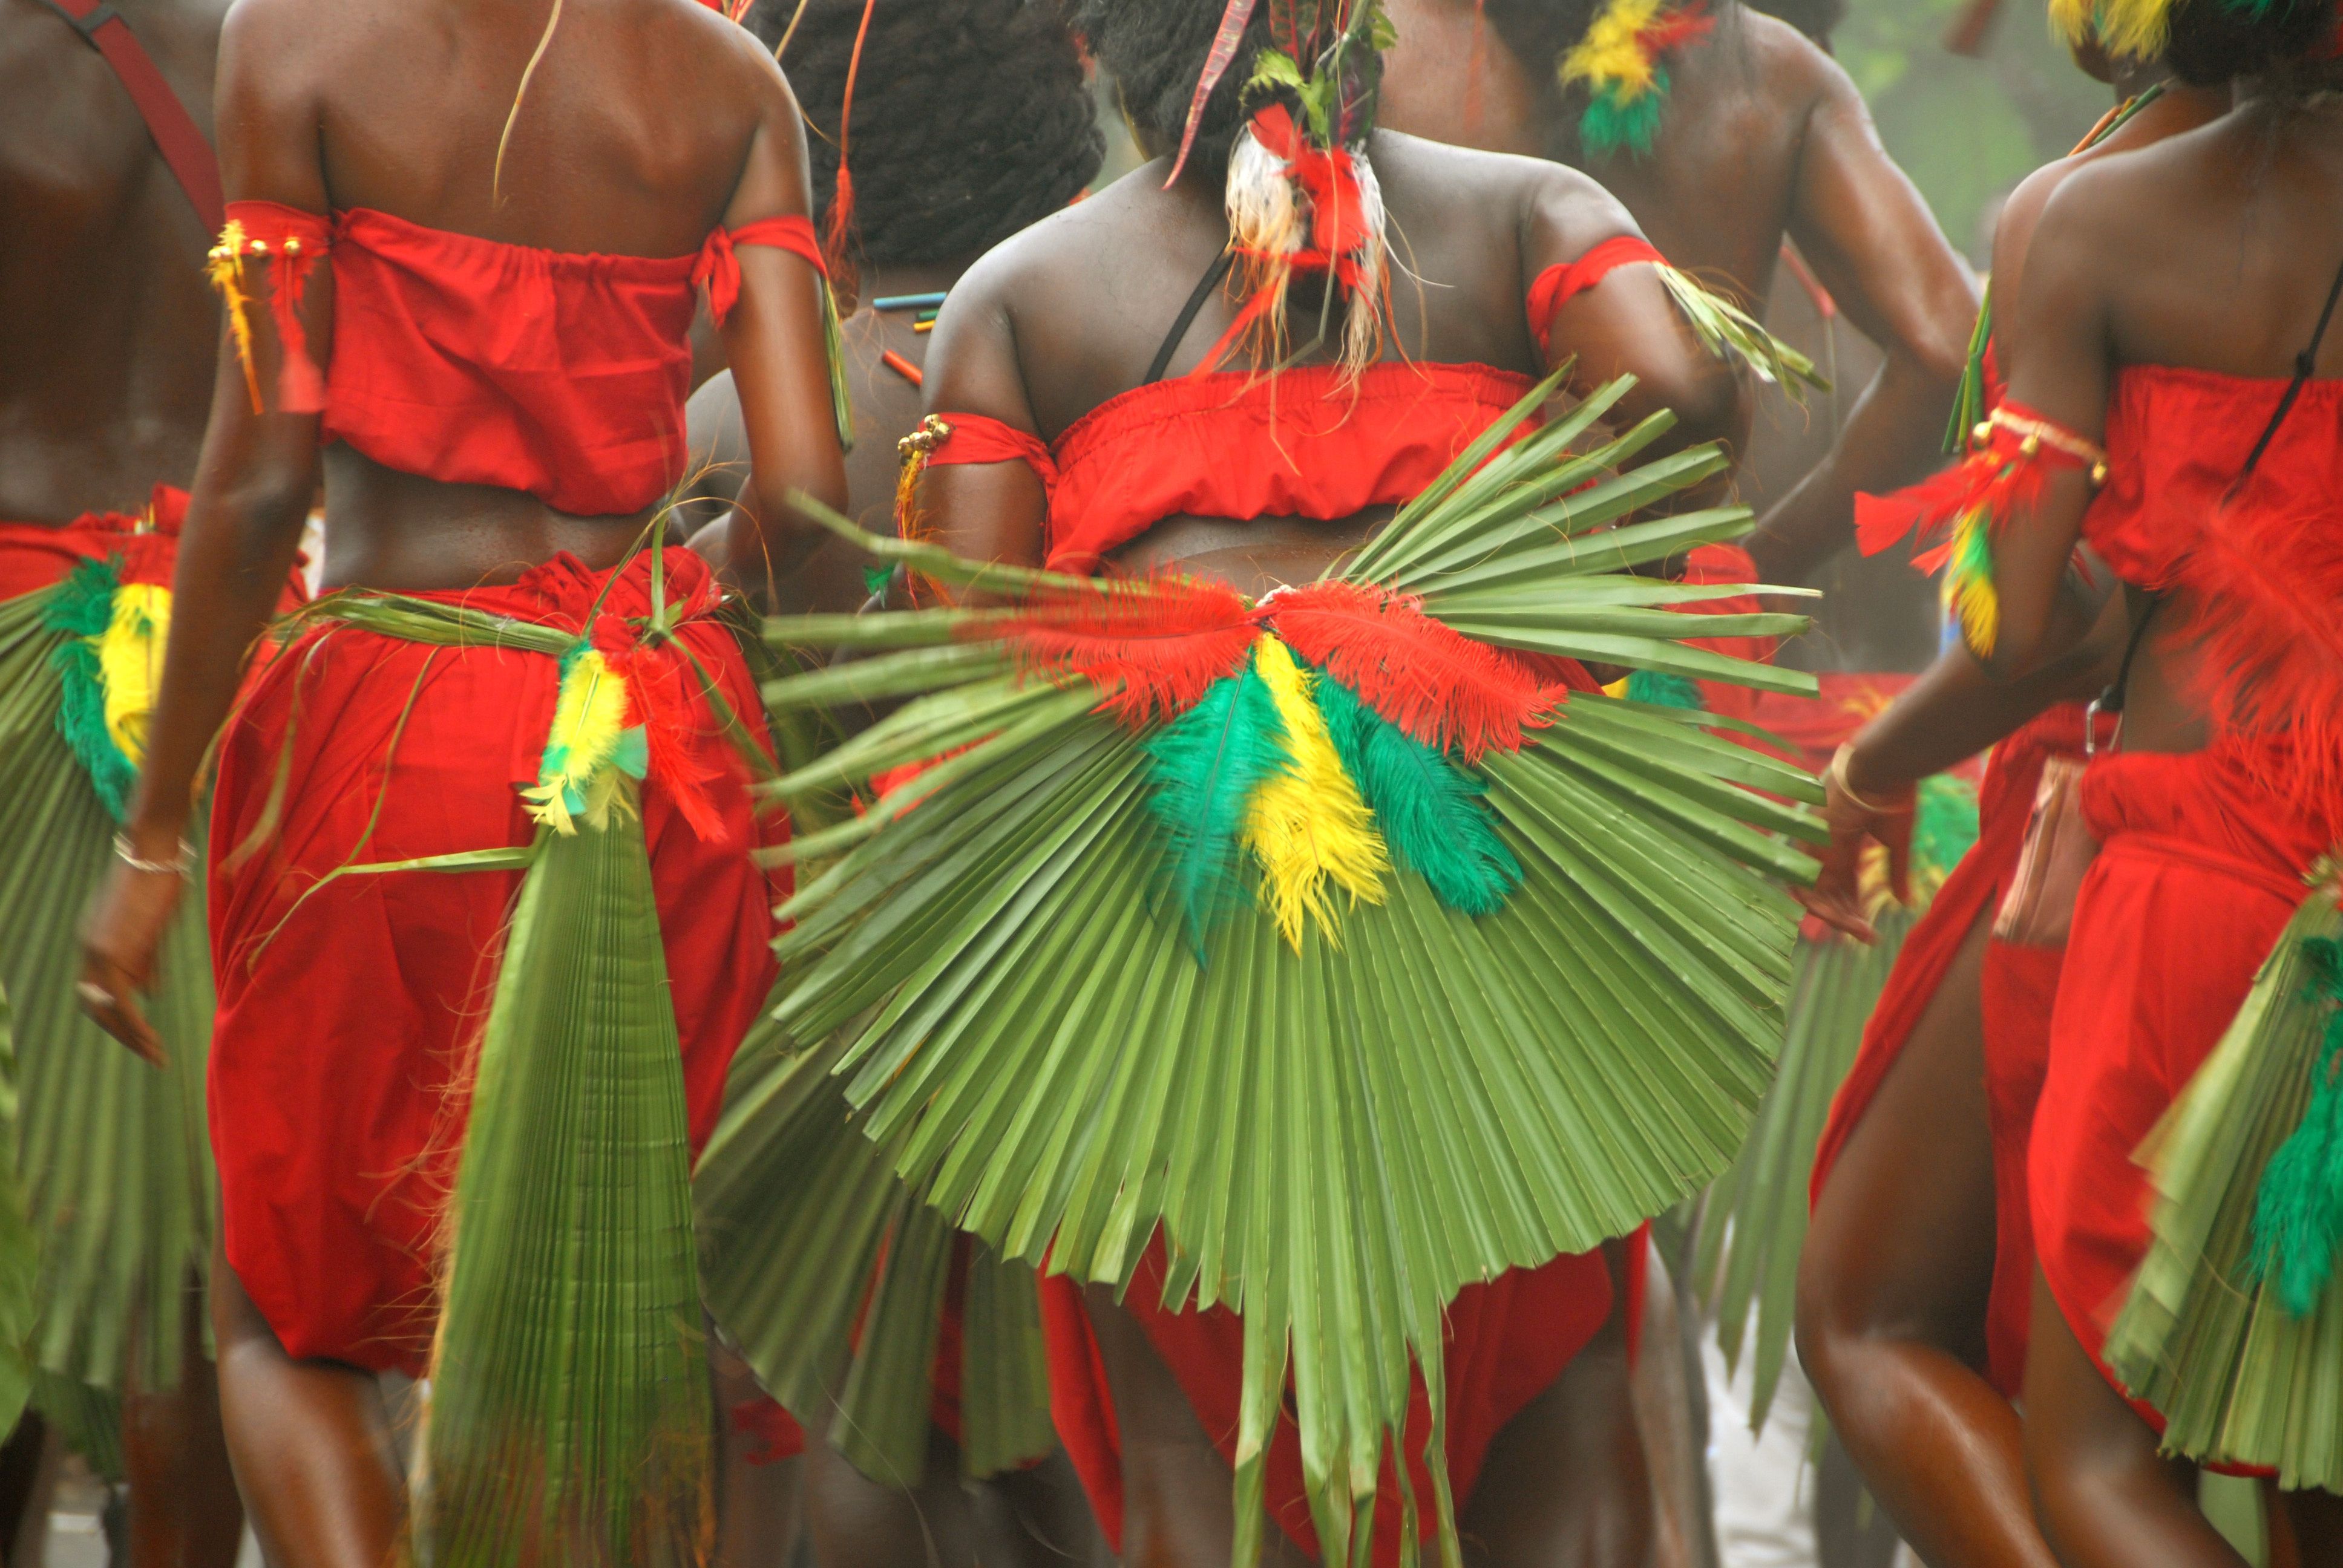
1457;1244;1654;1568
1077;1284;1316;1568
209;1246;404;1568
801;1403;1106;1568
124;1275;246;1568
1796;910;2056;1568
2277;1486;2343;1568
2020;1272;2241;1568
711;1342;802;1567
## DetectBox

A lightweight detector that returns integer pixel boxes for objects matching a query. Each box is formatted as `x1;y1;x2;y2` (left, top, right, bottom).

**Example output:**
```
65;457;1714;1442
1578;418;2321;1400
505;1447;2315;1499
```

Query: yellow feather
2048;0;2171;62
1244;638;1389;953
94;583;169;771
1944;510;2001;659
1560;0;1666;96
206;220;264;414
522;651;636;835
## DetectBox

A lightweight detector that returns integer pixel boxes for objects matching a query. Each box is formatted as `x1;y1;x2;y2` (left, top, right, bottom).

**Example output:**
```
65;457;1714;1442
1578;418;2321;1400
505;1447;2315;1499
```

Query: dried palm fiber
2106;882;2343;1490
273;571;733;1567
0;583;214;1406
703;366;1827;1568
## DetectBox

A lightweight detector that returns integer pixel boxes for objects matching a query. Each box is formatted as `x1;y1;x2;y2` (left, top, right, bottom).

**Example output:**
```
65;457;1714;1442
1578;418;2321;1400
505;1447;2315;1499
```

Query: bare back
0;0;228;524
215;0;812;587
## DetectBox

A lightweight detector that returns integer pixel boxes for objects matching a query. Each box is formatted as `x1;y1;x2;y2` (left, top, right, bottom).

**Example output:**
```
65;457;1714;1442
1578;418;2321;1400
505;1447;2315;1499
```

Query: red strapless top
2085;362;2343;828
220;200;825;518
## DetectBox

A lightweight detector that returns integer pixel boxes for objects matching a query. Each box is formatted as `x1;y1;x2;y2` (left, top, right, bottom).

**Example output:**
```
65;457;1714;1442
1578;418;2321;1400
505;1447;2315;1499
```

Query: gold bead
2091;462;2108;486
1973;422;1993;445
283;238;300;255
2020;434;2041;457
249;239;267;253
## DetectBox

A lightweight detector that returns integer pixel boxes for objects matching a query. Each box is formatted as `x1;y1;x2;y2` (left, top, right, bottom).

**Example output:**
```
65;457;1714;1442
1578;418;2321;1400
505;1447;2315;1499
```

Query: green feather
2247;936;2343;1316
39;558;134;821
1910;774;1981;886
1314;671;1521;918
1579;70;1670;158
1143;663;1285;955
1625;668;1704;711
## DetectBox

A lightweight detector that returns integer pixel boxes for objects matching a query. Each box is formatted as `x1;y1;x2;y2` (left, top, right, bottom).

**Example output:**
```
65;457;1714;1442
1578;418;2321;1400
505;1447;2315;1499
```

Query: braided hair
748;0;1105;267
2162;0;2339;85
1074;0;1380;177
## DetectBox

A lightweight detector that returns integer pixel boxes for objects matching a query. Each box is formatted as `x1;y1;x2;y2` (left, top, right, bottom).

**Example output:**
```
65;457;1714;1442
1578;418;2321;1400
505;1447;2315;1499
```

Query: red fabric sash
34;0;222;233
1526;237;1665;361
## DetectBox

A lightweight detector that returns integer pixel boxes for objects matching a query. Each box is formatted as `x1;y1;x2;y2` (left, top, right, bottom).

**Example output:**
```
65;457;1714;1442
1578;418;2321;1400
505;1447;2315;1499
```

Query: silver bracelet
113;834;195;878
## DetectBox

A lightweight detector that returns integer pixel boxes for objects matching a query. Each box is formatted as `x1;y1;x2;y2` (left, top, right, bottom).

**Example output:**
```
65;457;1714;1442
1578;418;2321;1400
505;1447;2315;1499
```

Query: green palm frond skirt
0;508;215;1416
698;370;1828;1568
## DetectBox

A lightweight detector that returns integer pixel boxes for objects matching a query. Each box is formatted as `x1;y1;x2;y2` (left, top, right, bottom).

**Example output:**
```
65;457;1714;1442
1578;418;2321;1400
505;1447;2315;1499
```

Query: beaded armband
1855;402;2107;657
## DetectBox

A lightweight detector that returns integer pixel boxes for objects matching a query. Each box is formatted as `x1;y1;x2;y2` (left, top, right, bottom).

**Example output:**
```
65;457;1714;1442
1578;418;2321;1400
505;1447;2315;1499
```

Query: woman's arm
1525;176;1752;461
79;0;327;1061
707;35;848;607
912;253;1051;572
1977;173;2118;681
1751;50;1980;584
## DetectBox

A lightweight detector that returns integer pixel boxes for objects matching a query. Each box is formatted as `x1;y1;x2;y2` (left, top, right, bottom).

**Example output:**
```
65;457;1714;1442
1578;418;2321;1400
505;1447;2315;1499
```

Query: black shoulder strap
2234;249;2343;488
1144;250;1237;386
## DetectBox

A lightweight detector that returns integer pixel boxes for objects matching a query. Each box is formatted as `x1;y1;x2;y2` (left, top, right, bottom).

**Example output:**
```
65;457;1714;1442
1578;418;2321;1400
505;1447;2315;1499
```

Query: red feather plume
1856;447;2048;565
992;574;1258;727
1263;580;1568;762
2171;489;2343;840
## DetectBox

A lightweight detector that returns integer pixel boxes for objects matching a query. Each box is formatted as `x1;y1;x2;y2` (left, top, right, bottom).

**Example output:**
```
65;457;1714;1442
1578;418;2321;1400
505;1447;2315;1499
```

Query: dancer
1793;41;2226;1568
690;4;1111;1564
0;0;262;1560
1374;0;1976;592
1813;0;2343;1555
700;3;1837;1566
71;0;846;1559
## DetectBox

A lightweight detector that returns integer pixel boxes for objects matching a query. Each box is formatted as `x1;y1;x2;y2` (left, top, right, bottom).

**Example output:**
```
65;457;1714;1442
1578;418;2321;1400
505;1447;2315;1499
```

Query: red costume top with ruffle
218;200;825;517
922;244;1702;1566
2028;365;2341;1430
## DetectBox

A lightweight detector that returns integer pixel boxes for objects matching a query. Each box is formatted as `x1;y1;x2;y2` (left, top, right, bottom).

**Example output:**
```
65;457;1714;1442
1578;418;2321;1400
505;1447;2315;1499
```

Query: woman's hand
1795;742;1915;945
77;845;187;1068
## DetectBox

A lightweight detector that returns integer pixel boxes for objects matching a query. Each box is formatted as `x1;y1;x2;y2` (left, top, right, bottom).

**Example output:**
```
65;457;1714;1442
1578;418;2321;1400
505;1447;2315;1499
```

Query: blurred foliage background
1835;0;2109;258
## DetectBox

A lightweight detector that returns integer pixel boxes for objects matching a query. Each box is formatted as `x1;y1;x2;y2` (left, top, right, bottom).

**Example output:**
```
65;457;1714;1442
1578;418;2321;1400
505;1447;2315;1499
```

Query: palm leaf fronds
695;1023;1058;1485
1654;265;1830;397
1694;909;1916;1432
2106;887;2343;1491
710;370;1821;1566
419;809;713;1568
0;989;41;1438
0;589;213;1399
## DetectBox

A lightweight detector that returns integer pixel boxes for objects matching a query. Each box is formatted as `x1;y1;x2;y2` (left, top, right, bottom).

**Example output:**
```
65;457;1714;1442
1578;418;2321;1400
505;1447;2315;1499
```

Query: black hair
1073;0;1384;177
2163;0;2339;85
748;0;1105;266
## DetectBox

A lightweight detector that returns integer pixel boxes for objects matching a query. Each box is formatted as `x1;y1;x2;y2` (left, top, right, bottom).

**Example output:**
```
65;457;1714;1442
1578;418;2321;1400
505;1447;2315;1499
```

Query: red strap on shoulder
696;215;827;326
38;0;223;234
923;413;1059;489
1526;235;1666;360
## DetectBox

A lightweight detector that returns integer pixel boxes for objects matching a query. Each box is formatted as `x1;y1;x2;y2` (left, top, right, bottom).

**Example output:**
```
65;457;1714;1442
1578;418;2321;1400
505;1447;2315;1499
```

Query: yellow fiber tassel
207;220;264;414
1244;638;1389;952
1561;0;1666;97
94;584;170;772
522;650;644;835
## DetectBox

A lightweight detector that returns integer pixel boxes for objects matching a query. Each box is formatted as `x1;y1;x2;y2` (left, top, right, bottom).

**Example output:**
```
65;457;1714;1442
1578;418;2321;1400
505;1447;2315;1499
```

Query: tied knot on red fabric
693;215;827;328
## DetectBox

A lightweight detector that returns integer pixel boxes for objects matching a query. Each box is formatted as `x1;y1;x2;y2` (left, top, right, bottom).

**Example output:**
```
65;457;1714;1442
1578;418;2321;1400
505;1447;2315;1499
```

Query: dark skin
71;0;845;1560
922;108;1740;1564
1375;0;1979;608
1987;85;2343;1568
1793;62;2232;1568
0;0;247;1558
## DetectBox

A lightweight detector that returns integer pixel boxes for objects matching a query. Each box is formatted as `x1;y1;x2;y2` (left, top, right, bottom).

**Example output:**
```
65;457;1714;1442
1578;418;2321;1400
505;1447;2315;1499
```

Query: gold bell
283;238;301;255
2020;434;2041;457
2091;462;2108;486
1973;422;1993;446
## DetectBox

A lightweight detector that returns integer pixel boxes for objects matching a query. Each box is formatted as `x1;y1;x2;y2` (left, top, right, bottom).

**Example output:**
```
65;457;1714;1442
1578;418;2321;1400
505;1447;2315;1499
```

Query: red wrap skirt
2031;744;2326;1425
1038;1241;1627;1566
0;486;195;603
1809;703;2096;1395
206;549;783;1375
